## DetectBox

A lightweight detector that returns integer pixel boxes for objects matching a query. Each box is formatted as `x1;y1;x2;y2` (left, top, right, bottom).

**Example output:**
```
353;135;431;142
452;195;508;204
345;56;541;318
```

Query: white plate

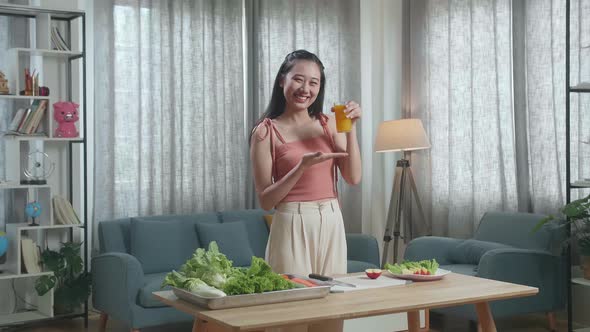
386;268;451;281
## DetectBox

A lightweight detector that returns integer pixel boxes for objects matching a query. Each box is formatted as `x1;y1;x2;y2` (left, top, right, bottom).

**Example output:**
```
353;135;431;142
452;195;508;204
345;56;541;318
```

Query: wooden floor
1;311;572;332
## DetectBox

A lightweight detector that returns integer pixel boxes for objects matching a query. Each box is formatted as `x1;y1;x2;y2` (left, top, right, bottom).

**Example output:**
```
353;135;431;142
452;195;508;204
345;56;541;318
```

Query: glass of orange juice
331;103;352;133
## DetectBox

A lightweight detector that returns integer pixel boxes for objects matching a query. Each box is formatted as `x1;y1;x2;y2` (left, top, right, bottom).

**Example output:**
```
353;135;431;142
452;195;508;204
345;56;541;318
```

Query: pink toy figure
53;101;79;138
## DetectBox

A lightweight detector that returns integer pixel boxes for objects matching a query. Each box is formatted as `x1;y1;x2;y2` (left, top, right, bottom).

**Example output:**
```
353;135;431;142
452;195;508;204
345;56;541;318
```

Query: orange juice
331;104;352;133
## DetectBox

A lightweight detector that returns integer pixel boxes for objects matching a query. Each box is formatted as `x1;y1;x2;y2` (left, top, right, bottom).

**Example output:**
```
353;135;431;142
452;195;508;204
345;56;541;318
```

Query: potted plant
35;242;91;314
535;194;590;279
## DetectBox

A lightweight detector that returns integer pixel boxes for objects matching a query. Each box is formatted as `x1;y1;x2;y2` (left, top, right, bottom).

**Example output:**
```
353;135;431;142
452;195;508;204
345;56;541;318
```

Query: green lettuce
385;259;439;275
163;242;295;296
179;242;233;289
222;257;295;295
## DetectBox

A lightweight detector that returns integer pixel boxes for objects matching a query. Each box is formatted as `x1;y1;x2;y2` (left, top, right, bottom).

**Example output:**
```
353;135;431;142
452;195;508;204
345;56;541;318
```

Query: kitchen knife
308;273;357;288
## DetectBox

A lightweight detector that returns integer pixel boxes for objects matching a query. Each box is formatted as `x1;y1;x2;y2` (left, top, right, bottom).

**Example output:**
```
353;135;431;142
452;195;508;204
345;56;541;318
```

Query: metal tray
172;285;331;310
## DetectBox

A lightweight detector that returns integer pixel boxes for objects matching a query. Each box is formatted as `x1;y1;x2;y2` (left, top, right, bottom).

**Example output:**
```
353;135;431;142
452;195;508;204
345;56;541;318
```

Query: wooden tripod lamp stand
375;119;432;267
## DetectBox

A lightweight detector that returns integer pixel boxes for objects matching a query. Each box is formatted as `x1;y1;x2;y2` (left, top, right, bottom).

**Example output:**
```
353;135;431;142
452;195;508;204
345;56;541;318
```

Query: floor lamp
375;119;431;267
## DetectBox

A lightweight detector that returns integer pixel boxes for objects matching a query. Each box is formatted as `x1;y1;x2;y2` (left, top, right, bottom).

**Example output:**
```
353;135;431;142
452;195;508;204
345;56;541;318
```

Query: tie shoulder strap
318;113;336;151
254;118;281;181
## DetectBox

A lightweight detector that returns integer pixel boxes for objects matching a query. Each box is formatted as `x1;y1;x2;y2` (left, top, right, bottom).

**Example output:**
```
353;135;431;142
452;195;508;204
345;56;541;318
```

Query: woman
250;49;362;278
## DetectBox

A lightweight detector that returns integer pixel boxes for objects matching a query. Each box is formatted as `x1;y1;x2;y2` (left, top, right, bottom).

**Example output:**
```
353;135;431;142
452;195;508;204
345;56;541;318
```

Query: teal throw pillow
130;218;200;274
449;239;513;265
195;221;255;267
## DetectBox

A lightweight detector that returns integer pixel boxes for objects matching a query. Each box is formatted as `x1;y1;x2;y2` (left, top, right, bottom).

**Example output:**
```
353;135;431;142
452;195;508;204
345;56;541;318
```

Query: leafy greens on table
384;259;439;275
162;242;295;297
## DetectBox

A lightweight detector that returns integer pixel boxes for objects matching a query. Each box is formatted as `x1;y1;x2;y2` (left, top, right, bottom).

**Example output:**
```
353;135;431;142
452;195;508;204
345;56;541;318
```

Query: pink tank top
256;114;338;203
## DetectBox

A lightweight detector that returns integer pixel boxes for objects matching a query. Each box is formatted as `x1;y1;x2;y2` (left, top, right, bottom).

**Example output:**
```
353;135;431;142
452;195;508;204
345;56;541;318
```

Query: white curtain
248;0;363;231
93;0;247;226
408;0;583;238
359;0;404;259
522;0;567;212
93;0;364;232
409;0;517;238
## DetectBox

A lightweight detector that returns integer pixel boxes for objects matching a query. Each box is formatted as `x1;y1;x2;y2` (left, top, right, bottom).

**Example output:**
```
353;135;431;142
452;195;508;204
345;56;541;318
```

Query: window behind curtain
409;0;590;237
409;0;516;237
94;0;246;224
94;0;362;230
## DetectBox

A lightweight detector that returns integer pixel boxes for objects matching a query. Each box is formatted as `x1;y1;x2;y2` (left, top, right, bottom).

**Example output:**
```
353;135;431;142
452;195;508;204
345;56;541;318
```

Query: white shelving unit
10;47;83;58
572;278;590;287
0;95;50;101
0;271;52;281
0;2;87;328
4;46;85;141
5;223;77;277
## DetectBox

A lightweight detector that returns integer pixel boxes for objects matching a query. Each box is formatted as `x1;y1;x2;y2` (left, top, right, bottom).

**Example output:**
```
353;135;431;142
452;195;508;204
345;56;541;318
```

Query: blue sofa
404;211;566;324
92;209;379;331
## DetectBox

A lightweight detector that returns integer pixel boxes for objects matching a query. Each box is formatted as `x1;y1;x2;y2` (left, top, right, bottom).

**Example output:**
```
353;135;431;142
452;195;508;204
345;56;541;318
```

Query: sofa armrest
477;248;566;310
91;252;145;321
404;236;464;265
346;233;380;267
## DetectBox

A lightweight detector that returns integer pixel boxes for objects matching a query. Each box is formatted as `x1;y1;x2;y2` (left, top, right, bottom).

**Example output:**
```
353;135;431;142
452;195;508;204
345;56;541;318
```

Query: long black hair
251;50;326;138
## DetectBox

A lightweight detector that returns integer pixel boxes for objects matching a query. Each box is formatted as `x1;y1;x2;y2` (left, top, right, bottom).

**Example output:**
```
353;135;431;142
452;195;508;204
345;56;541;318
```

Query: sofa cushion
138;272;169;308
195;221;255;267
218;210;270;258
347;260;379;273
474;212;551;251
449;239;513;265
440;264;478;276
130;218;200;274
98;218;132;254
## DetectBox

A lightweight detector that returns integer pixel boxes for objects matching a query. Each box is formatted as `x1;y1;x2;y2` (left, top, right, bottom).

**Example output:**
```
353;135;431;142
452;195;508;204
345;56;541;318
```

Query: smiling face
280;60;321;113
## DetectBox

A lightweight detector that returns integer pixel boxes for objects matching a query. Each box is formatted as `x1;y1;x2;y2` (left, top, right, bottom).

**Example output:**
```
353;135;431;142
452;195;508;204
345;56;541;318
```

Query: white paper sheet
330;275;411;293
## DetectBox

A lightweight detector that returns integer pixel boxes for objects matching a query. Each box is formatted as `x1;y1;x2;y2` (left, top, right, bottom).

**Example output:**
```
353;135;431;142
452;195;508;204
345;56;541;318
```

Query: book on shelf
51;27;70;51
53;195;81;225
7;108;26;132
22;100;47;134
4;100;48;136
21;237;42;274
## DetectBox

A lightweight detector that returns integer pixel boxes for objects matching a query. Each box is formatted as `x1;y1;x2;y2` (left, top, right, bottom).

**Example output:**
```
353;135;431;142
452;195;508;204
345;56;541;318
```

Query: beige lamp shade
374;118;431;153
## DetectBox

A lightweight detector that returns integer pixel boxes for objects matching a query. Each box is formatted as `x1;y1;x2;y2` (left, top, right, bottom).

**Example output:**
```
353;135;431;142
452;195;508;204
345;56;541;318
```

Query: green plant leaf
60;242;81;257
67;272;92;302
41;250;65;273
37;242;90;310
66;254;83;276
35;275;56;296
540;194;590;255
532;215;555;233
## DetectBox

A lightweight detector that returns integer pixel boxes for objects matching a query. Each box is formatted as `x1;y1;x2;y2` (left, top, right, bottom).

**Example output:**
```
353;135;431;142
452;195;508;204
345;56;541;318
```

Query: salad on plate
384;259;450;281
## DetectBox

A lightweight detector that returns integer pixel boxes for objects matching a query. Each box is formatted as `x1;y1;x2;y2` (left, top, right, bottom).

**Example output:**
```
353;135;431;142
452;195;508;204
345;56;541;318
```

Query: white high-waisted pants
265;199;347;278
265;199;346;332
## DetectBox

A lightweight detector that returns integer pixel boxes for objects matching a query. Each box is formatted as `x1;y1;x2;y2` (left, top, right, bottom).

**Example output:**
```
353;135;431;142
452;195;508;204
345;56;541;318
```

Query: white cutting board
330;275;410;293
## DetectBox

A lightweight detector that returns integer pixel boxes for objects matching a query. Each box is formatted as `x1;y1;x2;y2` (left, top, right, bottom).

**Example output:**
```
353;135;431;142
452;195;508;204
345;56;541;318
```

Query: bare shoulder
250;121;271;146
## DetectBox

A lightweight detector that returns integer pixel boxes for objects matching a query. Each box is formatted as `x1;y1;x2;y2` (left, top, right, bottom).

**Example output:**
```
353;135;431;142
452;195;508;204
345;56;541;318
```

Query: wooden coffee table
153;272;538;332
